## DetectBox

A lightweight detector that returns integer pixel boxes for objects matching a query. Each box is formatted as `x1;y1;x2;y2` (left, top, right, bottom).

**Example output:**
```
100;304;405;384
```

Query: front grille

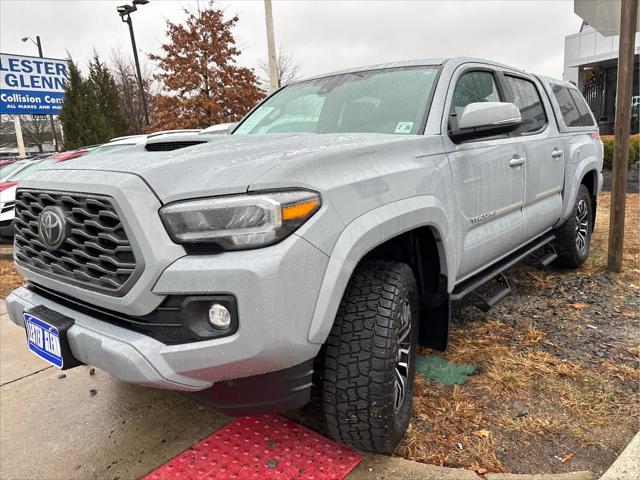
14;190;140;295
145;141;205;152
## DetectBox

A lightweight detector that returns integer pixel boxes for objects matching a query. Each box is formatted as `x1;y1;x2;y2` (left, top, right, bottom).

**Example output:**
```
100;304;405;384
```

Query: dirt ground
1;191;638;476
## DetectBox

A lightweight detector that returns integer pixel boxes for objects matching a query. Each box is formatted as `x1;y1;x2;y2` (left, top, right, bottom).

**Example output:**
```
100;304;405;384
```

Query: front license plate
24;313;64;368
23;307;80;370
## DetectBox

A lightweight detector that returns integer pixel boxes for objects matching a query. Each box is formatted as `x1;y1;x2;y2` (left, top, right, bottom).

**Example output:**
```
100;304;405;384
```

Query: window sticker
394;122;414;134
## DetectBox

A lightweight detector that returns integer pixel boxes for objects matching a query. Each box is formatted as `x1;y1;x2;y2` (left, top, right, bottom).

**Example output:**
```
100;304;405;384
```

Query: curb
598;431;640;480
485;472;592;480
0;244;13;260
347;454;592;480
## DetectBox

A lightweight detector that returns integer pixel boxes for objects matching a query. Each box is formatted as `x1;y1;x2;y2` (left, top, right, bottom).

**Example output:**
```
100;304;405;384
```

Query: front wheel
320;260;418;453
554;184;593;268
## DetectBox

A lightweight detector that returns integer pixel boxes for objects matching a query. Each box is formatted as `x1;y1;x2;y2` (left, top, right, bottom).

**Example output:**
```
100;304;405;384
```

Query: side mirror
227;122;238;134
451;102;521;142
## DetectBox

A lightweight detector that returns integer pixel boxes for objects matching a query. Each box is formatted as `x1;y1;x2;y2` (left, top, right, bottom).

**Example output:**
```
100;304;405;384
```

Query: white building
563;22;639;134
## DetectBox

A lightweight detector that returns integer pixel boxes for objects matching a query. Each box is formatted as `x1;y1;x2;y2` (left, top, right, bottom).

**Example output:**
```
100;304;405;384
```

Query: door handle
509;156;526;167
551;149;563;158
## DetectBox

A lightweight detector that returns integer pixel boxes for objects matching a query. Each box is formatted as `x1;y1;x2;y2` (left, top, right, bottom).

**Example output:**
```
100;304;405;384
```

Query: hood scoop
145;140;206;152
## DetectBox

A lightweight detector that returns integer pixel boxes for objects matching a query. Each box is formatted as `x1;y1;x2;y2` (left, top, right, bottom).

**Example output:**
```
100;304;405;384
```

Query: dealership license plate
24;311;65;368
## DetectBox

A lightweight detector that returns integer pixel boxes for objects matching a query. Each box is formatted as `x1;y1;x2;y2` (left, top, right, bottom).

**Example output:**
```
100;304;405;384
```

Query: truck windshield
234;66;440;136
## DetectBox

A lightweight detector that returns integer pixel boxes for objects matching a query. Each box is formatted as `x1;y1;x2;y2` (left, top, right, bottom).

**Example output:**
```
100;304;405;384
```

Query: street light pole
23;35;60;151
263;0;279;92
118;0;150;127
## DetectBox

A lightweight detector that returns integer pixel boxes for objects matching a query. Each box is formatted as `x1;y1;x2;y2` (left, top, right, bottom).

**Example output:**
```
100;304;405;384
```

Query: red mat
143;415;363;480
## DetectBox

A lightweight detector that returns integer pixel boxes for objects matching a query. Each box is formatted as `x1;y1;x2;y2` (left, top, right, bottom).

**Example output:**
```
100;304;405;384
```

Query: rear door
443;65;526;281
500;72;564;239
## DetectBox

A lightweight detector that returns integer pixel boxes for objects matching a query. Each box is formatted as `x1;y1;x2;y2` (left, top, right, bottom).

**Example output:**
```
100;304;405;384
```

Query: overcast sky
0;0;582;81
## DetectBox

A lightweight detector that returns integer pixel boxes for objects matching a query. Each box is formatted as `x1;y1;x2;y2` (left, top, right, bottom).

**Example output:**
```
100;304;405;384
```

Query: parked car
1;159;32;182
46;147;96;162
6;57;602;453
0;159;44;237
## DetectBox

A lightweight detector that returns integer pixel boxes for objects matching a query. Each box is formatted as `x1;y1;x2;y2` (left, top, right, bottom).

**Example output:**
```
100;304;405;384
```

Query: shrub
602;134;640;169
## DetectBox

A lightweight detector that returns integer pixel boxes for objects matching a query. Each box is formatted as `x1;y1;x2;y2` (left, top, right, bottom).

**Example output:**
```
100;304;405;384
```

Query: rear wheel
320;260;418;453
554;184;593;268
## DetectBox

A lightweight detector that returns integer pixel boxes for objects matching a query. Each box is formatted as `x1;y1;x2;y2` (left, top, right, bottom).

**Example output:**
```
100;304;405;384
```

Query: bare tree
20;116;59;152
110;48;154;135
258;46;302;89
0;114;60;152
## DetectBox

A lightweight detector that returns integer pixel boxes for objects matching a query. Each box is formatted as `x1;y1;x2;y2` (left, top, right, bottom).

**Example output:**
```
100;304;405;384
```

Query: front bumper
6;233;329;391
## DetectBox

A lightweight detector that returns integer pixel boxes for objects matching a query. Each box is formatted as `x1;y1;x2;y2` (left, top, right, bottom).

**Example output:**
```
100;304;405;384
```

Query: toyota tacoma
6;57;603;453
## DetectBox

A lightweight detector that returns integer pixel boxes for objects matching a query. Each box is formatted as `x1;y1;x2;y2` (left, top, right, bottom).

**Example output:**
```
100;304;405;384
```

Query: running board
467;273;511;312
531;243;558;268
451;234;556;304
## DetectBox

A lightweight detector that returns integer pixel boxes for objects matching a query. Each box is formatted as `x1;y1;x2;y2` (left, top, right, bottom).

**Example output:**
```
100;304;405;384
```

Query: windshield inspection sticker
394;122;414;134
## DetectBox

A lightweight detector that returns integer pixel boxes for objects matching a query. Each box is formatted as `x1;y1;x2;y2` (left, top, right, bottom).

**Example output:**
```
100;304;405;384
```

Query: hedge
602;134;640;169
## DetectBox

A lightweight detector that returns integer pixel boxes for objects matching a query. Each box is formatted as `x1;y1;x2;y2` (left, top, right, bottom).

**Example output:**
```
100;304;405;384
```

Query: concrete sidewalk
598;432;640;480
0;300;595;480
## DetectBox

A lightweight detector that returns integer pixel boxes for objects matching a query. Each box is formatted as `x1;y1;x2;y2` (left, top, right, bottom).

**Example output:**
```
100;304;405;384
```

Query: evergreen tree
58;58;86;149
88;53;129;138
58;57;115;149
149;4;265;130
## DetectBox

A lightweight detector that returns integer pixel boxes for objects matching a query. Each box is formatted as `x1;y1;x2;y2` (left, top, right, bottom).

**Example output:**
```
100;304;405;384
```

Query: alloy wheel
394;298;412;413
575;199;589;254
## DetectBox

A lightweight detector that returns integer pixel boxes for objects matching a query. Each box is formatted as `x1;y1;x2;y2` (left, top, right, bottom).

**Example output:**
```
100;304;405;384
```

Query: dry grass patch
0;258;23;298
398;376;504;472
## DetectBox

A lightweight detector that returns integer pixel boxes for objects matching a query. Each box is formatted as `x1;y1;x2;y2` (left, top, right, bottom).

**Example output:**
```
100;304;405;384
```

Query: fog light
208;303;231;329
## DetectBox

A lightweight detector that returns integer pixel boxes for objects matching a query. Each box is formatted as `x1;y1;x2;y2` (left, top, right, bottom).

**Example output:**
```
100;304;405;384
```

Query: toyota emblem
38;207;67;250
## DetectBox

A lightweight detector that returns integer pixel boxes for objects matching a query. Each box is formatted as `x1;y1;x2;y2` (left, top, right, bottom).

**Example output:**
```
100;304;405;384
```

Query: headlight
160;190;321;250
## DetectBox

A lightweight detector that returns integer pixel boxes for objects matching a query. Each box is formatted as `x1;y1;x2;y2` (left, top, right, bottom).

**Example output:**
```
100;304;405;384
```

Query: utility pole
263;0;279;92
22;35;59;151
607;0;638;272
13;116;26;158
117;0;150;126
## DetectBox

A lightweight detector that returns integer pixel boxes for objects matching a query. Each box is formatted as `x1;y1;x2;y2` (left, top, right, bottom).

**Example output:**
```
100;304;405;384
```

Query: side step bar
531;243;558;268
467;273;511;312
451;234;556;305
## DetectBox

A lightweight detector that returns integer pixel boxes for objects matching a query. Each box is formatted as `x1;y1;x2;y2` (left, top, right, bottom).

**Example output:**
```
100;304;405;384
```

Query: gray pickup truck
6;57;602;453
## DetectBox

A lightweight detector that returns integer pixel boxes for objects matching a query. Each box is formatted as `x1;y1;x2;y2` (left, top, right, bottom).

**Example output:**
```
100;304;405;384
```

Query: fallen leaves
472;429;491;439
560;453;574;463
0;258;23;297
567;303;589;310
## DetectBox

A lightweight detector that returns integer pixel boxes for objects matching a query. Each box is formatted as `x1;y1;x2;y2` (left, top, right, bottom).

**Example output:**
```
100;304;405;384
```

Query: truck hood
50;133;409;203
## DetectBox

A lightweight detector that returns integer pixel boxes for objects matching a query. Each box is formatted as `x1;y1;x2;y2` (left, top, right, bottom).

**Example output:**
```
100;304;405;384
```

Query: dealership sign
0;53;67;115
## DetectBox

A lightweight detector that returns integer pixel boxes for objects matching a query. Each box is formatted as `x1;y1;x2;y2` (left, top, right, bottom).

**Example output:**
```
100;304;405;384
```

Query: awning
575;0;640;36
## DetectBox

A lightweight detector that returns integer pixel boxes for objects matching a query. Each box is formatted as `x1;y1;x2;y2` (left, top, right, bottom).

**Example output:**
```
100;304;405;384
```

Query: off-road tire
320;260;418;453
554;184;593;268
